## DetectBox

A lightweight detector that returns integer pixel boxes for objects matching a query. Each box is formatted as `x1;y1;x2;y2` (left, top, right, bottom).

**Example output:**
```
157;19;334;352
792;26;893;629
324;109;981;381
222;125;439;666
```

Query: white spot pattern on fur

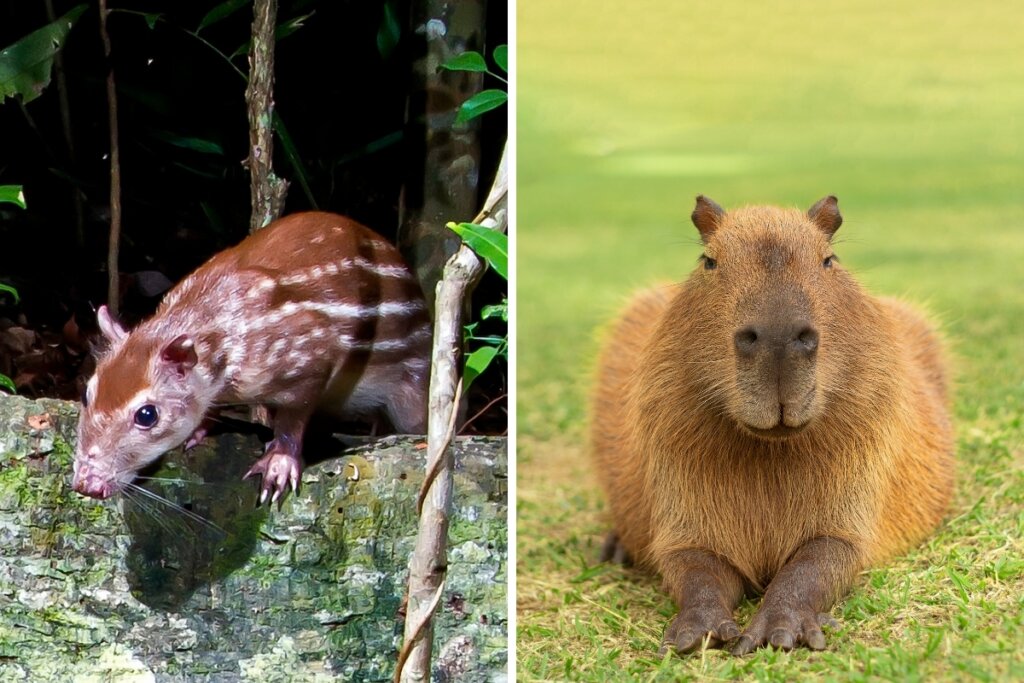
276;258;414;286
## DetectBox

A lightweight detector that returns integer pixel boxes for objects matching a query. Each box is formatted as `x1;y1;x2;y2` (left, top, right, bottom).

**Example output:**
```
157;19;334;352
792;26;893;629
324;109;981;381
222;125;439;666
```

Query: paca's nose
72;466;115;499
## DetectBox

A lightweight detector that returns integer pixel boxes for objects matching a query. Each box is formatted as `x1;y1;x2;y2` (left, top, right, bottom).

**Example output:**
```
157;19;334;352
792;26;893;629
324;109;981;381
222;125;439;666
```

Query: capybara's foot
660;605;741;654
599;531;632;565
730;602;838;655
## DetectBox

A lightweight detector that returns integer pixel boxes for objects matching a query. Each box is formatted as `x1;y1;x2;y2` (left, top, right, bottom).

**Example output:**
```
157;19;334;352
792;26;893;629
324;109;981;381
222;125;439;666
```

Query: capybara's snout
731;298;823;437
733;319;819;361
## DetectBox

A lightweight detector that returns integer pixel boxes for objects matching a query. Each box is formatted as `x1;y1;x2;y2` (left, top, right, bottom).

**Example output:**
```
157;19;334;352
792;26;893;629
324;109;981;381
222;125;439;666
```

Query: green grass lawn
516;0;1024;680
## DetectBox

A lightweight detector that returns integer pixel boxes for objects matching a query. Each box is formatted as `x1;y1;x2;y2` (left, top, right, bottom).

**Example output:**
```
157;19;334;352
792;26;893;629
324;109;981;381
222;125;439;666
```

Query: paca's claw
183;413;220;451
244;449;302;505
184;431;205;451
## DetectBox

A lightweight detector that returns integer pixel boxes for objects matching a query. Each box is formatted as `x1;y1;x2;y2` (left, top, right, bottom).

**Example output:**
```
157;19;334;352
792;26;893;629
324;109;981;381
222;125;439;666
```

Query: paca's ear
160;335;198;376
97;305;128;343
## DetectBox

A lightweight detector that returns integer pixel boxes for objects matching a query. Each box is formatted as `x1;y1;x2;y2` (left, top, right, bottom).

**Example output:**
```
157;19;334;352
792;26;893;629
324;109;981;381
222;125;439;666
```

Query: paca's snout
72;459;116;499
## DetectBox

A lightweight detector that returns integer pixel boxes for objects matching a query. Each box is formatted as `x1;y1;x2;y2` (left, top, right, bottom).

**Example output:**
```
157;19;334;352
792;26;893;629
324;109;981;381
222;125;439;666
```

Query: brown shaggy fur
590;197;954;654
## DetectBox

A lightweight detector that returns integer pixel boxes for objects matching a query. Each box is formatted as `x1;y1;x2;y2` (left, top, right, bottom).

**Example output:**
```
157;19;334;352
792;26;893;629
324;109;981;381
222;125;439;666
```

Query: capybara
590;196;954;655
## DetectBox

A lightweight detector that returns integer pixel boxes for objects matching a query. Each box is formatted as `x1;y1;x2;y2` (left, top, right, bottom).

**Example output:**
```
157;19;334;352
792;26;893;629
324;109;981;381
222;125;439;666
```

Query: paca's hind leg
385;380;428;434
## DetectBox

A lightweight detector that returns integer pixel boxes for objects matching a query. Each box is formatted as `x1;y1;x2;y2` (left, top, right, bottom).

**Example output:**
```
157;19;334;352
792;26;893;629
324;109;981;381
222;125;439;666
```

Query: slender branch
459;392;507;435
393;580;446;682
98;0;122;316
246;0;289;230
483;70;508;85
397;144;507;682
416;380;463;515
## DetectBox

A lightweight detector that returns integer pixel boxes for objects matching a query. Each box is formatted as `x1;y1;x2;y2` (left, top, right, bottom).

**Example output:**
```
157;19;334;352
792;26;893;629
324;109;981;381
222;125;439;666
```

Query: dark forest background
0;0;508;433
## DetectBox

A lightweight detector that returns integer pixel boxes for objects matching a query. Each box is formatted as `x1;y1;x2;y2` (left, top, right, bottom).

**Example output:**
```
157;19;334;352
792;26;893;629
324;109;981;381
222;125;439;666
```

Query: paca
73;211;431;503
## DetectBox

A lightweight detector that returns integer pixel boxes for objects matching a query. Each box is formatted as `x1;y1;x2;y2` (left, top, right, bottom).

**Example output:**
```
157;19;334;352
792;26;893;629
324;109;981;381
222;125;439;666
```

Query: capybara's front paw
660;606;741;655
730;602;838;655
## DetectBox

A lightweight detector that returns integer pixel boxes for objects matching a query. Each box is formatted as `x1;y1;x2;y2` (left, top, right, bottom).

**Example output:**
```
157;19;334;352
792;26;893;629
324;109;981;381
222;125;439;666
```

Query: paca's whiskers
121;487;181;537
124;482;227;536
135;476;211;486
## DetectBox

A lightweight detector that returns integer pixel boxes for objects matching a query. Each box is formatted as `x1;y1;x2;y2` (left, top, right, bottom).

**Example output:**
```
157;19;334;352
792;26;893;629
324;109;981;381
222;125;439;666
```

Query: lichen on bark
0;395;507;681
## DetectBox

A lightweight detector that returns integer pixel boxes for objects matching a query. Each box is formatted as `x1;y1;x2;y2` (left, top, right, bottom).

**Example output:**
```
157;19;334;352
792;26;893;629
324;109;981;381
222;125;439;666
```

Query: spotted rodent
591;196;954;655
73;211;431;503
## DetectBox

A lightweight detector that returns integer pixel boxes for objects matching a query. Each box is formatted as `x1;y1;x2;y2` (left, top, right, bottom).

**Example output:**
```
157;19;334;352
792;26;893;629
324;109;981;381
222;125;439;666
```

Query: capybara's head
686;195;852;440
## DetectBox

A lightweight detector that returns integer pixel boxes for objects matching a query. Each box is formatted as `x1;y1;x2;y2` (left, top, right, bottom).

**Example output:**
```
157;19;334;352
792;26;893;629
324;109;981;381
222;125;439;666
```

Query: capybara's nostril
794;326;819;355
734;326;761;357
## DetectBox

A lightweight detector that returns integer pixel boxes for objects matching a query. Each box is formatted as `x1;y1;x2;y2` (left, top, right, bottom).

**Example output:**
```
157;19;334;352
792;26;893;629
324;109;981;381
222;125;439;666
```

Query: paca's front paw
244;449;301;505
730;601;838;655
661;606;741;654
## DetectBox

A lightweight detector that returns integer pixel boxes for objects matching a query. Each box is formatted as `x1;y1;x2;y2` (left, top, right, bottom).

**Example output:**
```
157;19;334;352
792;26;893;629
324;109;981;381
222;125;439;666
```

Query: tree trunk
0;395;507;682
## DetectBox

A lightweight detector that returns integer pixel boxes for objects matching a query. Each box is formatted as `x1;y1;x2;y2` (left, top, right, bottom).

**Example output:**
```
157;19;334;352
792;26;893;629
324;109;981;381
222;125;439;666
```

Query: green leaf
493;45;508;72
198;0;250;32
272;114;318;209
0;4;88;104
481;301;507;322
0;374;15;394
455;89;508;124
143;13;162;30
0;186;26;209
0;283;20;305
466;335;507;346
148;129;225;155
442;52;487;73
277;13;313;41
376;1;401;60
447;223;508;280
463;345;499;391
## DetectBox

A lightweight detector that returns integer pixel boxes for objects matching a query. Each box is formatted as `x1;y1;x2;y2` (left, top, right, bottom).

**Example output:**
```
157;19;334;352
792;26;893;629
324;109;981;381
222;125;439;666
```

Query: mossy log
0;395;507;682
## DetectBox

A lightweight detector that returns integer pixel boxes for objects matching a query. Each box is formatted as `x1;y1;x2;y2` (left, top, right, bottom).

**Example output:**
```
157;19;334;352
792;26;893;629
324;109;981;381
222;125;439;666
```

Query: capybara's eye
134;404;159;429
703;255;717;270
823;255;835;269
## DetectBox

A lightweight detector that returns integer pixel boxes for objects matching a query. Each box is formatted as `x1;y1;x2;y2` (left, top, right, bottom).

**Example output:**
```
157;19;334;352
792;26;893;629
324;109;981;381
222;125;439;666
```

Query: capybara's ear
807;196;843;238
692;195;725;242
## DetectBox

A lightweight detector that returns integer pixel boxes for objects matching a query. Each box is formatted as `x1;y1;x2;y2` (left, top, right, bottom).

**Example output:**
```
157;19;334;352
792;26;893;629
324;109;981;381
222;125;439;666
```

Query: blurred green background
517;0;1024;679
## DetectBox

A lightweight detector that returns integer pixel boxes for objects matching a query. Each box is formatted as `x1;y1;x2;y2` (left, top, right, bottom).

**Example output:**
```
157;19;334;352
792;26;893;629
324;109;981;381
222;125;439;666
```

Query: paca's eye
134;404;159;429
702;255;717;270
81;388;89;407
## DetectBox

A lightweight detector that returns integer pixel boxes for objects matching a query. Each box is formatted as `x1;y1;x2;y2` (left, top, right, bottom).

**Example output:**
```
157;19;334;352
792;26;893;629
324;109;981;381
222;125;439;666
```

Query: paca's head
685;195;853;440
72;306;208;499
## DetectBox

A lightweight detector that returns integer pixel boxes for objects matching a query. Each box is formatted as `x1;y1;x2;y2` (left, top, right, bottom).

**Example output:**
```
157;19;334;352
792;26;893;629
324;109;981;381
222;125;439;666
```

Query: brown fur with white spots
591;196;953;655
74;212;431;503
